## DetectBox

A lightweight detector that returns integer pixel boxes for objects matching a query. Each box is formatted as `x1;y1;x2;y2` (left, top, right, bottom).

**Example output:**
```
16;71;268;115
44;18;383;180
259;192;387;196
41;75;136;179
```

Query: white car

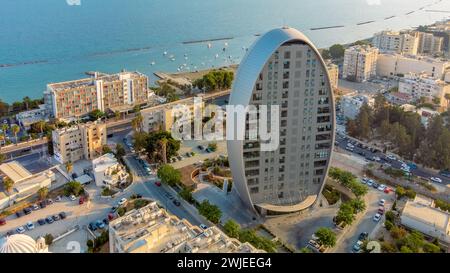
377;184;386;191
386;154;396;160
352;240;364;253
26;221;35;230
379;199;386;206
118;198;128;206
373;213;382;222
70;195;76;201
430;177;443;183
16;226;25;234
366;180;374;187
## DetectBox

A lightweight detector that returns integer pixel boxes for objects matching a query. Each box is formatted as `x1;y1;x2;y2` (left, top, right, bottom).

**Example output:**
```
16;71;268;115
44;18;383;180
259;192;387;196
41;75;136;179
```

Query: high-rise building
52;121;107;164
227;27;335;216
44;71;149;119
326;61;339;91
342;45;379;82
398;72;450;107
372;30;419;55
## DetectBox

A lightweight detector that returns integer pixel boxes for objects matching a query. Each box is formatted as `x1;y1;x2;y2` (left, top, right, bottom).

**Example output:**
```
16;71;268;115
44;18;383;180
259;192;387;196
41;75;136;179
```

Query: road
335;133;450;185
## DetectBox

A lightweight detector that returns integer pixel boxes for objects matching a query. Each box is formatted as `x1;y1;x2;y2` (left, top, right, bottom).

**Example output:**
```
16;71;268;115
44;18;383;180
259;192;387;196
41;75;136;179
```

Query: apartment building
15;104;49;130
342;45;379;82
44;71;149;119
109;202;264;253
92;153;129;188
399;73;450;107
141;96;205;134
326;61;339;90
376;53;450;80
417;32;444;55
52;121;107;164
227;27;335;216
372;30;419;55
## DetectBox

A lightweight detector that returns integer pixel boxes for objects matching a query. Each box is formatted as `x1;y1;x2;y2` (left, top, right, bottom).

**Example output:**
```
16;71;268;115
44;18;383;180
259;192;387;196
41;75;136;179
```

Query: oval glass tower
227;27;335;216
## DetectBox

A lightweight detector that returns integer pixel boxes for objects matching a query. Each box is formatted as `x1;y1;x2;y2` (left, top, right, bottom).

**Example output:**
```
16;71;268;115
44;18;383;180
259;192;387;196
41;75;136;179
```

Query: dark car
357;151;365;156
46;198;54;205
71;173;78;179
16;211;23;218
52;214;61;221
103;218;109;225
23;207;32;215
39;201;47;208
45;216;54;224
59;212;67;219
358;232;369;241
197;145;205;150
89;222;97;231
38;219;46;226
173;199;181;206
6;230;15;236
372;182;379;189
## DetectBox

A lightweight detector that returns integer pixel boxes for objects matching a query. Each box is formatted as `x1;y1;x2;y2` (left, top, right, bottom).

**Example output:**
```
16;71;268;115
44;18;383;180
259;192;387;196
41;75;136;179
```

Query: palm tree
3;177;14;193
158;138;168;164
114;111;121;121
11;124;20;144
35;120;46;137
131;114;143;132
65;161;73;175
23;96;32;110
37;187;49;200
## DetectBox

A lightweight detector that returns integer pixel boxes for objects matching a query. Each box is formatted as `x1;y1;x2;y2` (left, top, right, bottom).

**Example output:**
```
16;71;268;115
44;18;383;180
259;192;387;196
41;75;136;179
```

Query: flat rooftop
47;71;146;92
402;200;450;233
0;161;33;183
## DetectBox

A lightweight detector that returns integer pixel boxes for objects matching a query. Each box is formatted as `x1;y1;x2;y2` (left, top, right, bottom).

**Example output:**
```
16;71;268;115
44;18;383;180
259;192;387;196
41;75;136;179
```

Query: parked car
103;218;109;225
386;154;396;161
373;213;382;222
47;198;53;205
377;184;386;191
430;177;443;183
39;201;47;209
32;204;39;211
96;220;105;229
154;181;162;187
352;240;363;253
366;180;374;187
371;182;379;189
26;221;35;230
55;196;62;202
23;207;32;215
52;214;61;221
197;145;205;150
70;195;76;201
38;219;46;226
16;226;25;234
358;232;368;241
118;198;128;206
15;211;23;218
379;199;386;206
0;218;6;226
79;197;85;205
59;212;67;219
173;199;181;206
200;224;208;230
45;216;54;224
378;206;385;215
108;213;115;220
89;222;97;231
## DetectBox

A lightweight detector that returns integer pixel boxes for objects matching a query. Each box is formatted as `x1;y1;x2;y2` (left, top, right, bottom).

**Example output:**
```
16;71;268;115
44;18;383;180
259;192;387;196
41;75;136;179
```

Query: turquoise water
0;0;449;103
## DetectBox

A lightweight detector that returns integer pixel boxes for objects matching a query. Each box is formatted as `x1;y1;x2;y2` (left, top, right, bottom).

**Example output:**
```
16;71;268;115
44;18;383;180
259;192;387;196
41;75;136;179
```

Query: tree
89;109;105;121
348;198;366;213
223;220;241;238
299;247;313;253
158;138;168;164
314;227;336;248
329;44;345;59
144;131;180;162
131;114;143;132
395;186;406;199
114;110;121;121
63;181;84;196
390;226;407;239
400;246;413;253
115;143;126;159
157;165;181;186
132;131;148;153
336;202;355;226
198;200;222;224
44;234;54;245
3;177;14;193
65;161;73;174
179;188;194;203
0;153;6;164
102;145;112;155
208;142;218;152
11;124;20;144
38;187;49;200
321;49;331;59
423;242;441;253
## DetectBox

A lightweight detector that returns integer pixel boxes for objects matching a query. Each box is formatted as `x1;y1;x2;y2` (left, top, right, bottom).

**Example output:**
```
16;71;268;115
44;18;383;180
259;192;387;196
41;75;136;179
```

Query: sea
0;0;449;103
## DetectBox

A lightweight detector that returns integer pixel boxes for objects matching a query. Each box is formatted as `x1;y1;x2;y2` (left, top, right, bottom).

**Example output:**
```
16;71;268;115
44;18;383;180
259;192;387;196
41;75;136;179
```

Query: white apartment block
376;53;450;80
341;93;374;120
372;30;419;55
342;45;379;82
326;61;339;90
15;104;49;130
52;121;107;164
109;202;264;253
92;153;129;188
399;73;450;107
417;32;444;55
44;71;149;119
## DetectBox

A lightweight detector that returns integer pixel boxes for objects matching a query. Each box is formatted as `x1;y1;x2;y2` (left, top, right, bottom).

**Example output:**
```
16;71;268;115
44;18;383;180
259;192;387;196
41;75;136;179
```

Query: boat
150;61;155;65
207;43;212;49
163;51;168;55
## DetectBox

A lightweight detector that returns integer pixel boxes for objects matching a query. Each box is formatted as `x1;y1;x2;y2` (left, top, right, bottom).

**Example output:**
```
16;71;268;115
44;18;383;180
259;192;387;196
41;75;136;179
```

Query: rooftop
402;200;450;233
0;161;33;183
